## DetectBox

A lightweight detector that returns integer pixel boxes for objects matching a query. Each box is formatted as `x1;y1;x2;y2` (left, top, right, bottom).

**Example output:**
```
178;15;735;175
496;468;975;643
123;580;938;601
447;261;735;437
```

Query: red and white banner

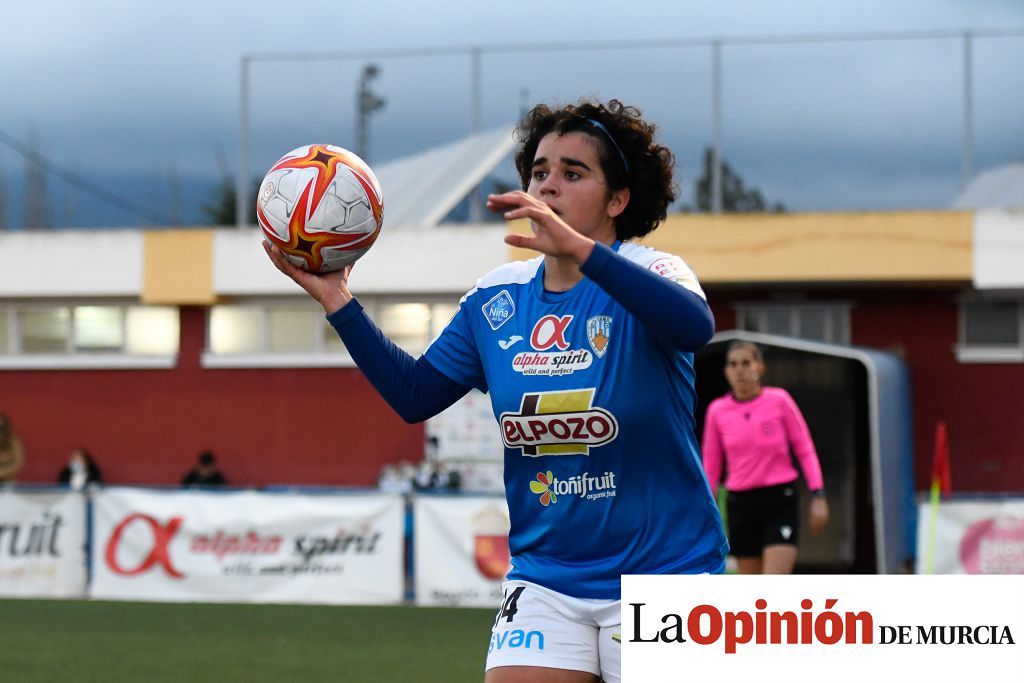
0;489;87;598
414;495;509;607
917;499;1024;574
90;487;403;604
623;575;1024;683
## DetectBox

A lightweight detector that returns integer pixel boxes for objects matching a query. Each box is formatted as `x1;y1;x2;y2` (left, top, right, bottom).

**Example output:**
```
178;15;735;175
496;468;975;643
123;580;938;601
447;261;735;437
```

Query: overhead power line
0;126;169;226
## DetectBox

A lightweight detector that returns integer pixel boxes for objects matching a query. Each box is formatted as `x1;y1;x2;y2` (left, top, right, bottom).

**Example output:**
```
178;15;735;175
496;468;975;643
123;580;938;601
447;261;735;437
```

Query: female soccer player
265;99;727;683
701;341;830;575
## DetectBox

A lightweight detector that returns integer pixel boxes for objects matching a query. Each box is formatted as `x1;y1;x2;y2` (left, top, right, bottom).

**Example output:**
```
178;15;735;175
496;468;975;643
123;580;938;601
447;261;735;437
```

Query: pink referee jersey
701;386;824;494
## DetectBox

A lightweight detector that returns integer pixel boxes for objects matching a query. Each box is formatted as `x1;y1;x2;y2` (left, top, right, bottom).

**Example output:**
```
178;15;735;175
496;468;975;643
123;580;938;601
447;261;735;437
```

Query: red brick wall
4;306;424;487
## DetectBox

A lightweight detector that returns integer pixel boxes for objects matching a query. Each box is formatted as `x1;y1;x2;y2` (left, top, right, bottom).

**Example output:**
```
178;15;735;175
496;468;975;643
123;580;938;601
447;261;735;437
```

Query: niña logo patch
482;290;515;331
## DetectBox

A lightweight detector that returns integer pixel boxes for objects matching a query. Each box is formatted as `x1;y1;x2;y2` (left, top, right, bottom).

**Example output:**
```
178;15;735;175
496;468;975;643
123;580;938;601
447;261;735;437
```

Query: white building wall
0;230;143;298
973;209;1024;289
213;225;511;297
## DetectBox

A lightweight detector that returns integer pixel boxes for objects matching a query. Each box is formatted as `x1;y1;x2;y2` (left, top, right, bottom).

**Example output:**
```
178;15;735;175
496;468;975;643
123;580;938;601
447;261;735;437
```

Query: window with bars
956;299;1023;363
203;298;459;367
0;303;179;367
735;302;851;344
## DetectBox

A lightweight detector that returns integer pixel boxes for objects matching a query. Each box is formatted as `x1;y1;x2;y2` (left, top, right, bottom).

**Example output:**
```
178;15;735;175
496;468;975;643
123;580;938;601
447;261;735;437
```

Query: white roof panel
952;162;1024;209
374;126;517;228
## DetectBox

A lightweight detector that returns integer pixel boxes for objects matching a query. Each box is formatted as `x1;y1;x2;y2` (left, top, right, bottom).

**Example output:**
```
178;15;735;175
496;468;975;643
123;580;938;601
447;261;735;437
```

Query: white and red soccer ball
257;144;384;273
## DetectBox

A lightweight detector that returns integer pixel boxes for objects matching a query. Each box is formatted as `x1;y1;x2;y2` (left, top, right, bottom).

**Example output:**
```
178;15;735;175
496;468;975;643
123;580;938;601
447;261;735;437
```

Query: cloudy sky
1;0;1022;227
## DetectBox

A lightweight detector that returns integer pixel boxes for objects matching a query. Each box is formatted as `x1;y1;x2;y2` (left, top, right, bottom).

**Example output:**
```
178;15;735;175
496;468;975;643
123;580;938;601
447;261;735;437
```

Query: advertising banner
0;489;87;598
414;495;509;607
916;499;1024;574
90;487;403;604
622;574;1024;683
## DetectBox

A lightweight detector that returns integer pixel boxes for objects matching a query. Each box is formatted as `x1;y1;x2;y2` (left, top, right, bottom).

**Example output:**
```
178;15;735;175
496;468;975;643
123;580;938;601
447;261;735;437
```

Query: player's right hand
262;240;354;315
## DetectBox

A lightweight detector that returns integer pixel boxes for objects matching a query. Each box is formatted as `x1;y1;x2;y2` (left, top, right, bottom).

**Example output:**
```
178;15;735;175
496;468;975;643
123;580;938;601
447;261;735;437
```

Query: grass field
0;599;495;682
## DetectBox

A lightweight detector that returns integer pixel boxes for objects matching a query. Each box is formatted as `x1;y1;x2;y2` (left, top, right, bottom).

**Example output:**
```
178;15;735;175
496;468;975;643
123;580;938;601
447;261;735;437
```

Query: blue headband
586;118;630;173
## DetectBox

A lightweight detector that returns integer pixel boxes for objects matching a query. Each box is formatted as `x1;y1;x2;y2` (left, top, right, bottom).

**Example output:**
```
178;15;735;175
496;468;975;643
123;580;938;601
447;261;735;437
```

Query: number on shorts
494;586;525;626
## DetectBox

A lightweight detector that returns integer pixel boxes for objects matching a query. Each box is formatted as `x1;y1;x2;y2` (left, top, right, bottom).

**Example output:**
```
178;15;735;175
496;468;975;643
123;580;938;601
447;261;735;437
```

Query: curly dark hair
514;99;676;241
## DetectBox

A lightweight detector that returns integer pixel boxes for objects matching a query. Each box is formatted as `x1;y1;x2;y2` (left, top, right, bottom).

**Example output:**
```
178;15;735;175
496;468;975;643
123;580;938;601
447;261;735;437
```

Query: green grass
0;599;495;682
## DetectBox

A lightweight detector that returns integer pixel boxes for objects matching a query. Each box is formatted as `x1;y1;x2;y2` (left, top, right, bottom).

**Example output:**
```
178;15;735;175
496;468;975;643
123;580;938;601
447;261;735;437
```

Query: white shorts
485;580;621;683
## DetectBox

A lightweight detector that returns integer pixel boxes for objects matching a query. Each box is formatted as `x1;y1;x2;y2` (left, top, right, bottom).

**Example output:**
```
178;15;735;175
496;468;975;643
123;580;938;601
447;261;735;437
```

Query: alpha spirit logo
500;388;619;456
512;315;594;376
104;513;186;578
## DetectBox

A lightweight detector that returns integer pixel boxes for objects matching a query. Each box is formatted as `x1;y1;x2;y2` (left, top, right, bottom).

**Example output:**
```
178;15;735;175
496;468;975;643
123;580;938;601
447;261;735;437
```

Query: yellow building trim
508;211;974;283
143;230;216;304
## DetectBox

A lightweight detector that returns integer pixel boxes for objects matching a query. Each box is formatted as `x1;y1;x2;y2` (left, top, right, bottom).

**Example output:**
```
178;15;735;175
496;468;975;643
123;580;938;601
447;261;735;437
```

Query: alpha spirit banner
414;495;510;607
0;489;87;598
622;575;1024;683
90;487;403;605
916;499;1024;574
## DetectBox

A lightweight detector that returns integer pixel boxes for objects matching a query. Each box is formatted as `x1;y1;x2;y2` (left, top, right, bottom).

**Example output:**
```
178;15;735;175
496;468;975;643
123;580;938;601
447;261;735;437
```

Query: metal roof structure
373;125;517;228
952;162;1024;209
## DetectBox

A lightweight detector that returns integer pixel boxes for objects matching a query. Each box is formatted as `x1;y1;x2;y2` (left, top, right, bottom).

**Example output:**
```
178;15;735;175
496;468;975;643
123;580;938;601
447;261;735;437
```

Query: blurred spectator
378;464;407;494
181;450;228;487
424;435;441;459
445;464;462;492
415;460;435;490
0;413;25;484
57;447;103;490
396;460;417;492
412;459;463;492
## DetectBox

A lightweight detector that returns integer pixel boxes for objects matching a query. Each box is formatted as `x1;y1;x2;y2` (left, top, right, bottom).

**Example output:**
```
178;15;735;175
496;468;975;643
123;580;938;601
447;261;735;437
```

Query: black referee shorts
726;481;800;557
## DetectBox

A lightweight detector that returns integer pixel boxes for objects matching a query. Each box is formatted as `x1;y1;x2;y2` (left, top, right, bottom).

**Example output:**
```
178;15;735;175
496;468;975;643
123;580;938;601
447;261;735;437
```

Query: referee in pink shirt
702;341;830;574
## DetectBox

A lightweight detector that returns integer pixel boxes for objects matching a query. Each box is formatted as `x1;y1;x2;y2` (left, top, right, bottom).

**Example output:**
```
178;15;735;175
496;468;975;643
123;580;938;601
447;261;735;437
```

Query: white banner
916;499;1024;574
622;575;1024;683
414;495;509;607
0;489;87;598
90;487;403;604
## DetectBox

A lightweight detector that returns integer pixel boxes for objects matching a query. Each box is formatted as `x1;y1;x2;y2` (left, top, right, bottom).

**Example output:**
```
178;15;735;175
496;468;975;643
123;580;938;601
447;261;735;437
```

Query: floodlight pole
469;48;484;222
962;32;973;188
711;40;723;214
237;56;250;230
471;48;482;134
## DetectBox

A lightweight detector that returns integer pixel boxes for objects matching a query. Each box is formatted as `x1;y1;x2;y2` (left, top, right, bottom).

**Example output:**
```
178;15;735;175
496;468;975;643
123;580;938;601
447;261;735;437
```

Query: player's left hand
262;240;354;315
809;496;830;534
487;191;594;264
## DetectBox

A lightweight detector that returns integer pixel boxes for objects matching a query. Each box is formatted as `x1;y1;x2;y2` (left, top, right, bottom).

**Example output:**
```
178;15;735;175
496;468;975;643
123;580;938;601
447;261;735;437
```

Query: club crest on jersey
500;389;619;457
482;289;515;330
586;316;612;358
512;315;592;376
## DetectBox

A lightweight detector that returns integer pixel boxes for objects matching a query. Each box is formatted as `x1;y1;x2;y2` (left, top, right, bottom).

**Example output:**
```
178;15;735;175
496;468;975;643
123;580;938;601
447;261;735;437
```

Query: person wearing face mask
57;447;104;490
701;340;830;575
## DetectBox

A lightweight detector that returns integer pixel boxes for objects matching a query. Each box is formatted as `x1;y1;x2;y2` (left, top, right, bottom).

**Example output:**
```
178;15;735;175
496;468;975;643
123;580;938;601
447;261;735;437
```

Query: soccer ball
257;144;384;273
